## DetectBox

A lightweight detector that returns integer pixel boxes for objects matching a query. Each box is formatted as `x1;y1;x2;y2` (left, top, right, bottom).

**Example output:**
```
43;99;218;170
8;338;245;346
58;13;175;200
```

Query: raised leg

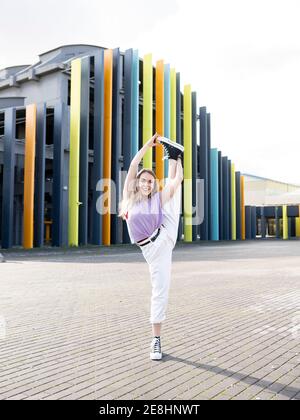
167;159;177;182
162;159;183;247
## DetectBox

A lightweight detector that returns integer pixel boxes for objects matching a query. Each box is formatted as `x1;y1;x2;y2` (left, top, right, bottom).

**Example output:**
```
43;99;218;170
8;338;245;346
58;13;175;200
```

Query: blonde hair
118;168;158;220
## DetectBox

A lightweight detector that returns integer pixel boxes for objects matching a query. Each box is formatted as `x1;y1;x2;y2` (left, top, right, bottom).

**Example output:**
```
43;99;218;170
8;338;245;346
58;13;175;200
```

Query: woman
119;132;184;360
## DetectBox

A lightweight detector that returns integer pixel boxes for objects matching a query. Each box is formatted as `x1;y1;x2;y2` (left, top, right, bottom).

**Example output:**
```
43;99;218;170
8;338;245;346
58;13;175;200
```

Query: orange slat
23;104;37;249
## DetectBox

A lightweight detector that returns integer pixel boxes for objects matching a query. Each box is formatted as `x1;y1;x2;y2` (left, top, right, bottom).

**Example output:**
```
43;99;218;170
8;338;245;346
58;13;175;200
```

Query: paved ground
0;240;299;400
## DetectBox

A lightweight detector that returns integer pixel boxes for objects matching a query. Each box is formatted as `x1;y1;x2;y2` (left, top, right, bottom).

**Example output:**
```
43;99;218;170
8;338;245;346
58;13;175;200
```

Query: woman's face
138;172;156;197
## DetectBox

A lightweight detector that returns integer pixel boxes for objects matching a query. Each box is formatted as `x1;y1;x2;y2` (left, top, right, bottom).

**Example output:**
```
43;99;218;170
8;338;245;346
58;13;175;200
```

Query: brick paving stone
0;241;300;400
270;394;292;400
251;391;277;400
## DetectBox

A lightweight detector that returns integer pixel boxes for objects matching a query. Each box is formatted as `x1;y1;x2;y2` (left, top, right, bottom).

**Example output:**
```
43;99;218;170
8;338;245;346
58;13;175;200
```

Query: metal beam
111;48;122;245
52;102;68;247
34;103;46;247
92;50;104;246
199;107;208;240
1;108;16;249
78;57;90;246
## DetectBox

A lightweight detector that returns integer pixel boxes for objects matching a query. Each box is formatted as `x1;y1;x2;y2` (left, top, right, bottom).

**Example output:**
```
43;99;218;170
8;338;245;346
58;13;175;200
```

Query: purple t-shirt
126;192;163;243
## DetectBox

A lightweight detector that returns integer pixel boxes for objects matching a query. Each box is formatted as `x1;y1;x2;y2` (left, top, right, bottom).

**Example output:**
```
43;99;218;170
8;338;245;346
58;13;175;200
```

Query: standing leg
152;323;161;336
148;241;173;325
147;237;173;360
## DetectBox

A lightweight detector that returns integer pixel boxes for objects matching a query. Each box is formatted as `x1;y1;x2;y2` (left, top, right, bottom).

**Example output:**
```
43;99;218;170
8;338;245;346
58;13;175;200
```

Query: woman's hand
145;133;160;148
128;132;160;174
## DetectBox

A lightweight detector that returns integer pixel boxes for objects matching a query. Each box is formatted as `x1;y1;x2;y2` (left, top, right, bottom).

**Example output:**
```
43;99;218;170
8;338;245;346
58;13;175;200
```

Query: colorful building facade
0;45;299;249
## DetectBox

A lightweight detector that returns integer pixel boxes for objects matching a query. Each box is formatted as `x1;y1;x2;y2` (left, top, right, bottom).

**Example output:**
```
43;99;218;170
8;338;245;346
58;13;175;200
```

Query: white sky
1;0;300;185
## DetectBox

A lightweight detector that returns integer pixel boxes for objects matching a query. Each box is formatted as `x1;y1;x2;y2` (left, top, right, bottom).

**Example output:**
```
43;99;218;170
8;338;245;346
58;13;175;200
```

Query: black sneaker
158;137;184;161
150;336;162;360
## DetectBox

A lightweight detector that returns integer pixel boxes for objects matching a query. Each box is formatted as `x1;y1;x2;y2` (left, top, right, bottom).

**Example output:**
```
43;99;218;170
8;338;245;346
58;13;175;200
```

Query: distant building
243;174;300;206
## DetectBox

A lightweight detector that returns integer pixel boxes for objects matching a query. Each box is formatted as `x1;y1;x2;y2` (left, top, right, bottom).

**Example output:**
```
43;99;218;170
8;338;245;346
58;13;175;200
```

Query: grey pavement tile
0;241;299;400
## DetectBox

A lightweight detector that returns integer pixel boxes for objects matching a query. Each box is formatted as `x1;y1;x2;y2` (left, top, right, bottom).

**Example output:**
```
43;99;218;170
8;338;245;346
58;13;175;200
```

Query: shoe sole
150;352;162;360
158;137;184;152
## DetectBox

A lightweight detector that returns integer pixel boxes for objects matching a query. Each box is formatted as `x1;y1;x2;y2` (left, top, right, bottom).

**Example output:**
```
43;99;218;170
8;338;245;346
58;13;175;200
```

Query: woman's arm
122;133;159;199
160;158;183;207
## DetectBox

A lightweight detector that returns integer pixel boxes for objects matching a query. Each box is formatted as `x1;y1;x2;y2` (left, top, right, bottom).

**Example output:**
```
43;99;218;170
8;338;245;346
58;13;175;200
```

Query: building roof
242;173;300;189
0;44;107;89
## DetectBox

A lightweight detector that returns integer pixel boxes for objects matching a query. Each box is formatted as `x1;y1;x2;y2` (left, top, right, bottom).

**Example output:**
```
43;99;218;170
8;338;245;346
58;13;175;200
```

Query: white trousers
140;185;182;324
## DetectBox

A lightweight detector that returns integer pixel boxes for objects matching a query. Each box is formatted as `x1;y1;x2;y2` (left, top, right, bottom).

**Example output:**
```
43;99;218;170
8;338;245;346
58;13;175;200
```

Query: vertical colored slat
231;163;236;241
111;48;122;245
251;206;257;239
290;216;295;237
287;207;291;235
176;73;182;145
235;172;241;240
132;50;139;157
164;64;170;178
1;108;16;249
222;156;229;240
296;205;300;237
199;107;208;240
92;50;104;246
34;103;46;247
228;159;232;239
245;206;252;239
260;206;266;238
192;92;197;241
275;206;281;238
210;148;219;240
218;151;223;240
68;58;81;246
164;64;171;137
155;60;164;185
143;53;152;169
176;72;183;242
231;163;236;240
23;104;37;249
79;56;90;246
123;49;134;245
282;205;288;240
241;175;246;240
184;85;192;242
15;168;22;246
296;216;300;237
122;47;139;243
124;49;133;171
103;49;113;246
53;101;68;247
207;114;211;240
170;68;176;141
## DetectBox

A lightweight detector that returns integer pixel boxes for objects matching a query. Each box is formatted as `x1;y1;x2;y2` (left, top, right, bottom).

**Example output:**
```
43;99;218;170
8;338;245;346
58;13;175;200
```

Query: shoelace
162;145;171;160
153;338;161;353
